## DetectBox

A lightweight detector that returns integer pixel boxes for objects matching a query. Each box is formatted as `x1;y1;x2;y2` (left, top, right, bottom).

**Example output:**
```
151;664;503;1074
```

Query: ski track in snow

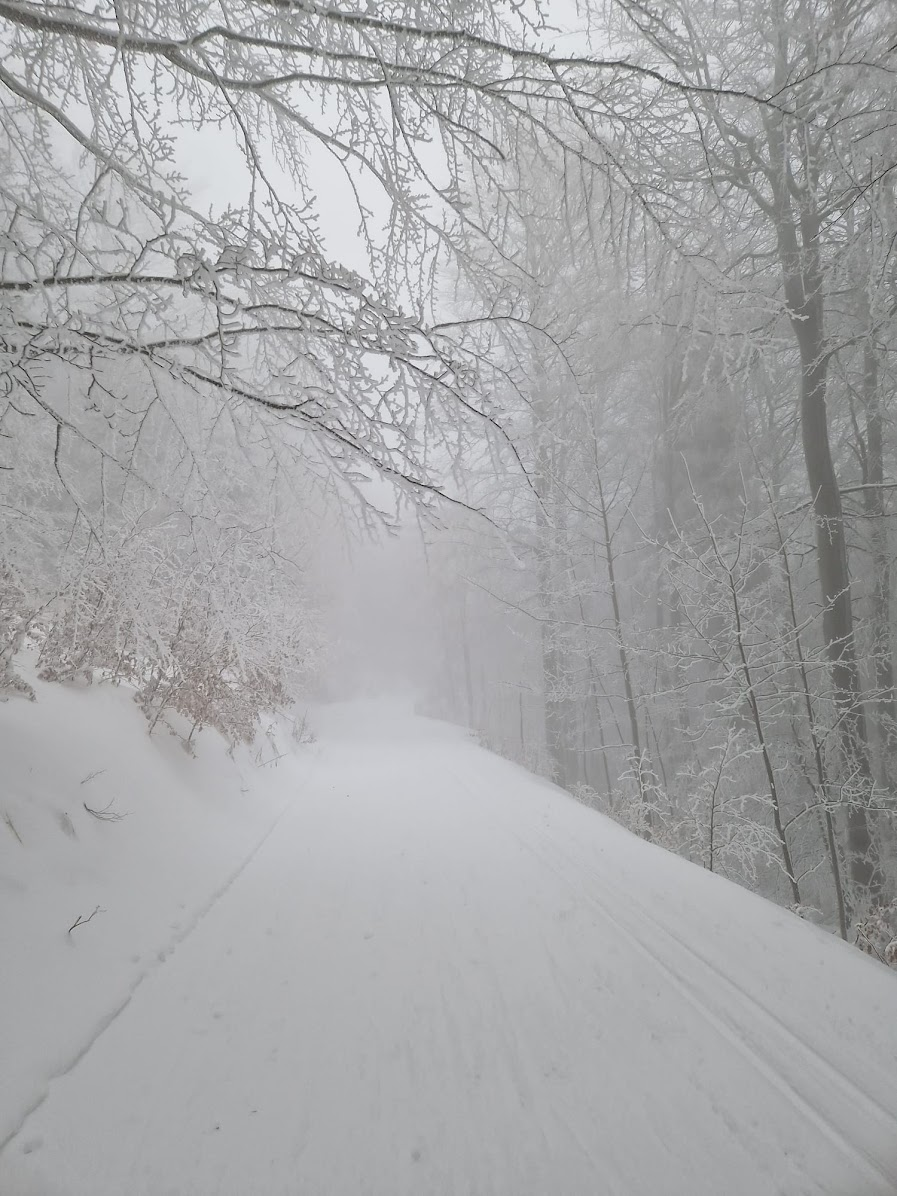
1;704;896;1196
503;806;896;1187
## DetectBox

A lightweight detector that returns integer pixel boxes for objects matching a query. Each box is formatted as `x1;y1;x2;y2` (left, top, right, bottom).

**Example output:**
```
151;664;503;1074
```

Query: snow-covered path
2;704;896;1195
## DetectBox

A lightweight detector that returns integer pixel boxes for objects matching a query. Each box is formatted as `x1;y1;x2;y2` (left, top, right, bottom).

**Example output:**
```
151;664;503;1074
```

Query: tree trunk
531;369;567;787
796;325;882;900
595;467;655;837
764;90;883;904
862;343;896;779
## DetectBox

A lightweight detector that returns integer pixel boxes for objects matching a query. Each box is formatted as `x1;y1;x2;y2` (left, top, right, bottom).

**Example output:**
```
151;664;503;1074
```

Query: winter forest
4;1;897;1189
5;0;897;951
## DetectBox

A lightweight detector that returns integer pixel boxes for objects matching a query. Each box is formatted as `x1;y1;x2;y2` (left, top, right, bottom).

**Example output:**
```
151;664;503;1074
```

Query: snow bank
0;661;314;1146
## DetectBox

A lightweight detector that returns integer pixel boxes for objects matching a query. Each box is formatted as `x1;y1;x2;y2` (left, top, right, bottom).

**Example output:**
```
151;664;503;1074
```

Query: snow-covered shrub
0;354;324;743
855;900;897;970
573;726;806;902
0;559;36;699
11;511;321;746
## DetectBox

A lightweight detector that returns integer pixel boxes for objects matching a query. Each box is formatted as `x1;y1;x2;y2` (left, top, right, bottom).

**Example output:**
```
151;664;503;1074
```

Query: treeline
424;0;897;954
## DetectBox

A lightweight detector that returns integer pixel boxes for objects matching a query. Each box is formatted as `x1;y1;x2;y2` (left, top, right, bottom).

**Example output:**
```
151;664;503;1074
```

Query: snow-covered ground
1;689;896;1195
0;662;311;1150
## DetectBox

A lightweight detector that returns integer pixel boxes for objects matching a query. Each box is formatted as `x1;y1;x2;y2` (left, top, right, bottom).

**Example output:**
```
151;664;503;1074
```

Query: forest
2;0;896;958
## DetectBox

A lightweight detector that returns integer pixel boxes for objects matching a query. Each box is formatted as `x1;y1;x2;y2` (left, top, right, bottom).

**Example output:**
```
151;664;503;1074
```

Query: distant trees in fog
1;0;895;947
420;0;897;939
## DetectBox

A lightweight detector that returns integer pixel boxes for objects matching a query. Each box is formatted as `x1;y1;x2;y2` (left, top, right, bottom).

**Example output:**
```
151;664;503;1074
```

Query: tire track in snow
441;753;896;1191
533;815;897;1128
500;808;897;1193
437;763;634;1196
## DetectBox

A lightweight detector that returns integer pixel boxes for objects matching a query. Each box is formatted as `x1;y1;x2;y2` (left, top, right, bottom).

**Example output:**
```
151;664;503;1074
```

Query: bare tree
604;0;897;899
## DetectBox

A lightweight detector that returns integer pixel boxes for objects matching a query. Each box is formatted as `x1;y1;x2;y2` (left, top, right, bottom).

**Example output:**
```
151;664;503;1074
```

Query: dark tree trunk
763;89;883;905
862;343;897;779
796;321;882;900
595;467;655;837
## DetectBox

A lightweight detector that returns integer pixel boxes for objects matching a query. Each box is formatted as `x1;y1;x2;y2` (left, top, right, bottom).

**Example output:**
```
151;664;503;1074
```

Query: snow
1;691;896;1195
0;659;310;1149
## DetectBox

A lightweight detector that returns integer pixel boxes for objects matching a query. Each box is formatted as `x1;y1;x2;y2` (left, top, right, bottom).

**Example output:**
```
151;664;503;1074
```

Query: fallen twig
68;905;104;934
83;799;128;822
3;811;22;844
256;752;287;768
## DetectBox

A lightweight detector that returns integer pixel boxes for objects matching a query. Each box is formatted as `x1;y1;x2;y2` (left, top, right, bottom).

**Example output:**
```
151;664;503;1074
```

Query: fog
315;526;447;706
3;0;896;969
3;4;897;1192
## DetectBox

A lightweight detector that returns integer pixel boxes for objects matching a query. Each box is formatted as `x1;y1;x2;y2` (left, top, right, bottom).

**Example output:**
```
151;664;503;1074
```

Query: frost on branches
33;518;321;746
0;0;579;734
0;0;593;525
1;494;322;743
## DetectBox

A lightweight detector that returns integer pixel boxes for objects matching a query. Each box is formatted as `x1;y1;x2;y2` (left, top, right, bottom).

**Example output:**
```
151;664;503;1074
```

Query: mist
2;1;897;1192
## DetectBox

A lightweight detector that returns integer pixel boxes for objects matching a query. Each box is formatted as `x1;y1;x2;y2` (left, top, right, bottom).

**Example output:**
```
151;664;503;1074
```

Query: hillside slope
0;663;311;1148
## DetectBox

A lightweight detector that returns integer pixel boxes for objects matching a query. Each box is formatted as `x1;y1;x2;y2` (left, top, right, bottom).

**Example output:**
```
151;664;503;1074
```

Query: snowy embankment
0;662;312;1150
1;690;896;1195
